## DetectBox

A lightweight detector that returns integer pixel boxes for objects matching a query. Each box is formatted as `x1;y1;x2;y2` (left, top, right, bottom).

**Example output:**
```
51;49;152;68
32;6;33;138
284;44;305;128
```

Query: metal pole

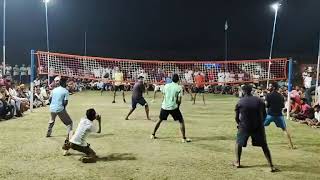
45;2;50;86
30;50;35;112
3;0;6;75
287;58;293;119
267;8;278;88
315;35;320;103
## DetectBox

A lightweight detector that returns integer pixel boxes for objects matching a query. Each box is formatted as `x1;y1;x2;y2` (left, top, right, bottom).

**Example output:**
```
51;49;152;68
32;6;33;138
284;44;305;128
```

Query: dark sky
1;0;320;65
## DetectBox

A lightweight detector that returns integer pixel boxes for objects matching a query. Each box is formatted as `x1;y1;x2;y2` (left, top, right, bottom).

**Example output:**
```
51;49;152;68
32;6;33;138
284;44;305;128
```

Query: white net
36;51;287;84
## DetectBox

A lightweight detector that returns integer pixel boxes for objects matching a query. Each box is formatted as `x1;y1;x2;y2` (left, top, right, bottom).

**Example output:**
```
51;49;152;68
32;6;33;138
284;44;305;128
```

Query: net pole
315;35;320;104
286;58;293;119
2;0;6;76
30;50;35;113
45;2;50;86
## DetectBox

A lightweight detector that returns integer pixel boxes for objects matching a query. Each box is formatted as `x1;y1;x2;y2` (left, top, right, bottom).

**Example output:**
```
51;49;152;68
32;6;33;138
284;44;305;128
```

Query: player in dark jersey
125;76;150;120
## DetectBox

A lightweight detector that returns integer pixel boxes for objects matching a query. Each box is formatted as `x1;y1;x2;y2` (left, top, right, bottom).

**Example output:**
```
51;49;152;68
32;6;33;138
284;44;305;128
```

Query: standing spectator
5;64;12;78
27;65;32;83
13;65;20;83
20;64;28;84
303;73;312;90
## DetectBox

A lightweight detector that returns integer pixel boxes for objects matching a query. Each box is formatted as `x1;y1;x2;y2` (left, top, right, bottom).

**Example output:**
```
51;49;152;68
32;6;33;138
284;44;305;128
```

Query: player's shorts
114;85;124;91
236;129;267;147
154;84;164;92
195;87;205;93
264;115;286;130
132;97;147;109
159;108;183;123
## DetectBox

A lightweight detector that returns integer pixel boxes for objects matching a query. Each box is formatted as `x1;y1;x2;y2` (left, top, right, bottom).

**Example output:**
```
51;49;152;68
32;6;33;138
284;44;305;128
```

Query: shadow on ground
97;153;137;162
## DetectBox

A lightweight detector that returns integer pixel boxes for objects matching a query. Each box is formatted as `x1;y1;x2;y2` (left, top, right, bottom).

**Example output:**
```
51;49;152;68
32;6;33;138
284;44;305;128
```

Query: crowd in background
0;63;319;129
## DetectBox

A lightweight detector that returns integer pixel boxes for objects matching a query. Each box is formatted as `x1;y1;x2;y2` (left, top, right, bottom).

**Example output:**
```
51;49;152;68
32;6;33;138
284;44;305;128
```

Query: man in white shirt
237;71;245;82
304;73;312;89
13;65;20;83
62;108;101;163
217;71;225;86
5;64;12;77
20;64;28;84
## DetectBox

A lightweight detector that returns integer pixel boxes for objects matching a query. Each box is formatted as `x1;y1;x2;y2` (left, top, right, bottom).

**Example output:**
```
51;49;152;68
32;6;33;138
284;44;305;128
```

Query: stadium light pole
2;0;6;76
267;2;281;88
44;0;50;86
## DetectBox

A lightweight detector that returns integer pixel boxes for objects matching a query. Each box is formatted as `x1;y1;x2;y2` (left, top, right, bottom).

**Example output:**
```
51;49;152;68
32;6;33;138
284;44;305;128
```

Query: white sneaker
182;138;192;143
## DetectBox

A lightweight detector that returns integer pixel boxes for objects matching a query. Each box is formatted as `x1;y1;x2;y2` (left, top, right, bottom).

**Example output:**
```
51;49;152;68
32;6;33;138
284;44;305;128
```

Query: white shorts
154;84;164;92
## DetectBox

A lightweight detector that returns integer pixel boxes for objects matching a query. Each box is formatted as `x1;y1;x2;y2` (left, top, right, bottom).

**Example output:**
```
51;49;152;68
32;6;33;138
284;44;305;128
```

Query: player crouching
62;108;101;163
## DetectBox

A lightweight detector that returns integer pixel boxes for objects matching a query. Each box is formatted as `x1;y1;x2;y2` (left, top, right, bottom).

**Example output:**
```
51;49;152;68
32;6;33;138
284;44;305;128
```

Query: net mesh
36;51;287;84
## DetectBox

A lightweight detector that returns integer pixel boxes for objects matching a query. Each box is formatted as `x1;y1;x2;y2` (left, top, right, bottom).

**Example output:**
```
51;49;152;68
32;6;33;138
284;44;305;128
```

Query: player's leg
71;143;97;163
193;92;197;105
57;110;73;138
139;98;150;120
121;86;126;103
233;130;250;167
125;99;137;120
261;144;278;172
172;109;191;142
276;116;294;149
112;85;117;103
46;112;57;137
100;83;106;95
234;143;242;168
151;109;167;139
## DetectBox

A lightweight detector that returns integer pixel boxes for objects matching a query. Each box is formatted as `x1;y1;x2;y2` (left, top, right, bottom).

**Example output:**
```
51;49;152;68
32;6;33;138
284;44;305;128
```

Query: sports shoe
112;100;116;103
182;138;192;143
123;99;126;103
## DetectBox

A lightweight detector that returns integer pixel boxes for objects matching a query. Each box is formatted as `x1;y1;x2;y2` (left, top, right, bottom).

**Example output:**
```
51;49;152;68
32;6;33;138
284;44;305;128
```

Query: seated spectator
292;98;312;121
299;105;320;127
8;83;23;117
0;83;14;120
289;98;301;117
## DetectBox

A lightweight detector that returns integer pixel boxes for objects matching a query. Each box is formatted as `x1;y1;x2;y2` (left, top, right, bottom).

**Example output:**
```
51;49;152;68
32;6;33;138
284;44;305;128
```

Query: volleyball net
35;51;287;85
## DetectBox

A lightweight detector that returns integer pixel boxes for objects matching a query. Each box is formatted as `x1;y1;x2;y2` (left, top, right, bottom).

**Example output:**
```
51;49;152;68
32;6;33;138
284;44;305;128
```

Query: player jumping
62;108;101;163
112;67;126;103
125;76;151;120
151;74;191;143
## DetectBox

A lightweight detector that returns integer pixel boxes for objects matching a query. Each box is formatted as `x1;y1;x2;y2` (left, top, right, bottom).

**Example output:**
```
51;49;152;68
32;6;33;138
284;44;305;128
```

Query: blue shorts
264;115;286;130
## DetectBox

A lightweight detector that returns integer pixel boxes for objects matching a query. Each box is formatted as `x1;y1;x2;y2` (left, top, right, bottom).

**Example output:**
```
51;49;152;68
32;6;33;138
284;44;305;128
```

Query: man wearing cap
125;76;150;120
234;84;278;172
46;77;73;138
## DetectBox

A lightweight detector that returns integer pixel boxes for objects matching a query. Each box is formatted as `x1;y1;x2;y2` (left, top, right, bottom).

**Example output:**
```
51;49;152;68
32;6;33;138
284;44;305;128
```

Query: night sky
1;0;320;65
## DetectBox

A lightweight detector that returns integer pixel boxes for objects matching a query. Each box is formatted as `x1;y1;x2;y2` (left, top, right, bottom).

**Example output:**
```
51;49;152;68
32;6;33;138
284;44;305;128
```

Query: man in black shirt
264;82;294;149
125;76;150;120
234;85;278;172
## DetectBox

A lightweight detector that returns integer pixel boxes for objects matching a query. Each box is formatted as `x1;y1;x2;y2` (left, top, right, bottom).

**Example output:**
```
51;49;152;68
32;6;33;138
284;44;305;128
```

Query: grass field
0;91;320;180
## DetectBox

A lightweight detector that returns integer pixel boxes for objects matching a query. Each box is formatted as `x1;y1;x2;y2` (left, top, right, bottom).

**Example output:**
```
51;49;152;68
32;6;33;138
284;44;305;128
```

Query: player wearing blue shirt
46;78;73;138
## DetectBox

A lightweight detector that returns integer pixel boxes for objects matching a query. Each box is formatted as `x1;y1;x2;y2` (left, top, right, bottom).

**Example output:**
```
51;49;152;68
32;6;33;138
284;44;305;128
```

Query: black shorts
236;129;267;147
114;85;124;91
159;108;183;123
132;97;147;109
195;87;205;93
